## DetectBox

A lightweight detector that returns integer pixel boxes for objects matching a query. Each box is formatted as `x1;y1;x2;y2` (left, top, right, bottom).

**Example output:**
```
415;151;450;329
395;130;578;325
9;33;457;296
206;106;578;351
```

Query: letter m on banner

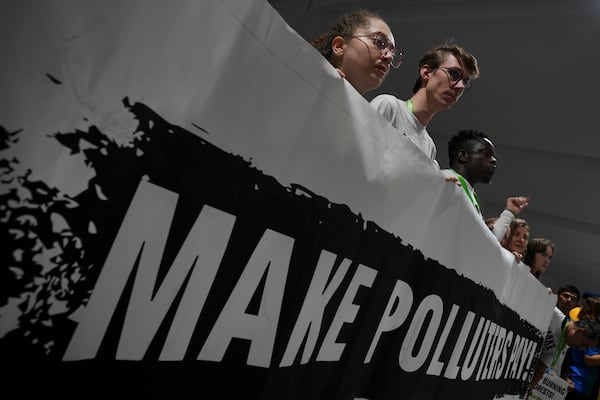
63;180;236;360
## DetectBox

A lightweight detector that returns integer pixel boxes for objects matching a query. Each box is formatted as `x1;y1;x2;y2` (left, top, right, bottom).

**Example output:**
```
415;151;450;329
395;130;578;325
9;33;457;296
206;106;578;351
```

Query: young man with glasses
370;43;479;162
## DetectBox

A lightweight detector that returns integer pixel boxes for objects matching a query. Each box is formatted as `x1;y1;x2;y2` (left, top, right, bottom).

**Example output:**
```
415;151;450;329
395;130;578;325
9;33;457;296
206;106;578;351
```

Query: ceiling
268;0;600;296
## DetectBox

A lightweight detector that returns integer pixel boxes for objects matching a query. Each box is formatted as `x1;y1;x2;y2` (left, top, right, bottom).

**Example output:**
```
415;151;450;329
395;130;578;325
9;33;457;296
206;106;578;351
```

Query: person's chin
368;74;383;89
441;94;457;108
360;78;379;94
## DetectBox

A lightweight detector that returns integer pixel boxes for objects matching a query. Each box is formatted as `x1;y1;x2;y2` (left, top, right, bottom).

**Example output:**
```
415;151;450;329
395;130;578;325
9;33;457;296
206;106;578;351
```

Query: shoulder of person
370;94;404;107
553;306;566;319
542;306;567;338
440;168;454;177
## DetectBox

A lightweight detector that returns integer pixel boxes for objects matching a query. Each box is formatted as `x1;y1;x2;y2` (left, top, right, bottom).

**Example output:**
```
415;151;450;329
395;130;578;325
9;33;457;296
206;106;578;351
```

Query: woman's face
336;17;395;94
533;245;553;273
508;226;529;255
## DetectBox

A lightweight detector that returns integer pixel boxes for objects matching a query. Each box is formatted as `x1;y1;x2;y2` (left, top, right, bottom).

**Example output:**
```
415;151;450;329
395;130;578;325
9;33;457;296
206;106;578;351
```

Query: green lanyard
451;169;481;215
551;320;569;369
406;99;414;113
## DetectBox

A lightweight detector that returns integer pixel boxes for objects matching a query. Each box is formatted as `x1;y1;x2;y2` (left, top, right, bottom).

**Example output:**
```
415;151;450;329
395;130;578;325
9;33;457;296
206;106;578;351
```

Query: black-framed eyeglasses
438;67;472;91
351;33;403;68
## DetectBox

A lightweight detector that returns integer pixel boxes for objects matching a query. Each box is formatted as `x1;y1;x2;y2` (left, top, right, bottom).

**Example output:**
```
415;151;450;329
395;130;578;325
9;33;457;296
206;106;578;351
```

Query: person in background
500;218;529;263
572;293;600;320
444;129;496;215
485;217;497;230
557;285;582;316
523;238;556;279
564;296;600;400
311;9;400;95
370;42;479;161
530;306;600;391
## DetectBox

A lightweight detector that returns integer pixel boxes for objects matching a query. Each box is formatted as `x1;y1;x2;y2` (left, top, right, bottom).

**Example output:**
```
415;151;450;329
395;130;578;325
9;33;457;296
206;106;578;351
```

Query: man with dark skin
446;129;497;212
445;129;529;251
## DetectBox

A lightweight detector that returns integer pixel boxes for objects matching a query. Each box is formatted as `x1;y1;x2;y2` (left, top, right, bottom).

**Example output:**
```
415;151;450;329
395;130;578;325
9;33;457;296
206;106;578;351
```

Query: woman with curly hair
311;9;400;95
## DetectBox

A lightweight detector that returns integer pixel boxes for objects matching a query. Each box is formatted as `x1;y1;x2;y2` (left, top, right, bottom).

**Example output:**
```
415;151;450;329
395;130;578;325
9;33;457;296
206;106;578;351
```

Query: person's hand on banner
512;251;523;263
444;174;461;186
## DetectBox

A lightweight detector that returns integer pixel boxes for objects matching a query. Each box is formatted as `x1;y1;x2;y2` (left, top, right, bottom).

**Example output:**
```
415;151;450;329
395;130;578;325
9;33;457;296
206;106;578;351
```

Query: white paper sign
529;372;569;400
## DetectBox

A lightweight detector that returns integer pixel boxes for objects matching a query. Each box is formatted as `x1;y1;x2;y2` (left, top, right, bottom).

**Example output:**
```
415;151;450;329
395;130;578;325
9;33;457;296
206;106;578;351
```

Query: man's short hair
447;129;489;164
558;284;581;301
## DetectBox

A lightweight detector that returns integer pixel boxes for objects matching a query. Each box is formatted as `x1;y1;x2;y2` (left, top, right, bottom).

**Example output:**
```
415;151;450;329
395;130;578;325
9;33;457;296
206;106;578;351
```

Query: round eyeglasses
437;67;472;92
351;33;402;68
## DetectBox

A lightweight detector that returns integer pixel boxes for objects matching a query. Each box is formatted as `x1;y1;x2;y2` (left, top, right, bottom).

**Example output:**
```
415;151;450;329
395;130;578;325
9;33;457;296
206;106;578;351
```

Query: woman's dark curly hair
311;9;382;67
